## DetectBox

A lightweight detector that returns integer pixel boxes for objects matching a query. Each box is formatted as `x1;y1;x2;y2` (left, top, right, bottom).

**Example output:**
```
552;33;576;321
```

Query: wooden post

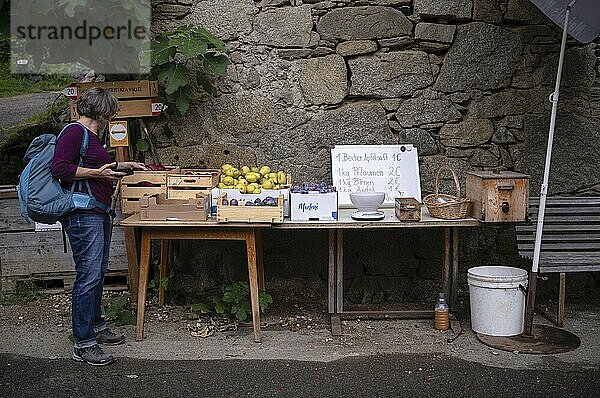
158;239;169;306
522;271;538;337
558;273;566;327
442;228;451;300
136;230;151;341
255;229;265;291
115;144;140;302
245;229;261;343
336;229;344;314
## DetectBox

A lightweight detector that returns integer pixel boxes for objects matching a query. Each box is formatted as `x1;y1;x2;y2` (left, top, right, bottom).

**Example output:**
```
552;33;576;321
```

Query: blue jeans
63;212;112;348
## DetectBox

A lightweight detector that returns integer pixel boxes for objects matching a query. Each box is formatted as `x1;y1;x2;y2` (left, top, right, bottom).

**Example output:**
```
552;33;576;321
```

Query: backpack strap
63;122;112;215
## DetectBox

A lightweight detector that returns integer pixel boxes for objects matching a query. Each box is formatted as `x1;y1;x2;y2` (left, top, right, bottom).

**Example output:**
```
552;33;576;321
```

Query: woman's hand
118;161;147;171
97;162;127;180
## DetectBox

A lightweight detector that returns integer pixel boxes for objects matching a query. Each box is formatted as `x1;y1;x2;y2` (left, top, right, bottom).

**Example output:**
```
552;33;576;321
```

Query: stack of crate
167;169;220;200
120;170;169;216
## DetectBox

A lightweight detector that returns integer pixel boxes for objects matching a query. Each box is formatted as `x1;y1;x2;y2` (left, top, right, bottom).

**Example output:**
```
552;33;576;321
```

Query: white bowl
349;192;385;212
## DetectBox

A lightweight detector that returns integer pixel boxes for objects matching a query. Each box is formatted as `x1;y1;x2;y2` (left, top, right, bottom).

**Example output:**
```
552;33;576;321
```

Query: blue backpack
17;122;110;225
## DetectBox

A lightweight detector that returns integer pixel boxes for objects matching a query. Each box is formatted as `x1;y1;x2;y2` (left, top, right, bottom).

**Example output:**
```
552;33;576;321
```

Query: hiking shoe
72;344;114;366
96;328;126;345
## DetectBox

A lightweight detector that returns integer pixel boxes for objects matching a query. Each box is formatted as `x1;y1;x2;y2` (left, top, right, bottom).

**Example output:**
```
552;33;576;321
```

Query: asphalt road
1;353;598;397
0;91;61;129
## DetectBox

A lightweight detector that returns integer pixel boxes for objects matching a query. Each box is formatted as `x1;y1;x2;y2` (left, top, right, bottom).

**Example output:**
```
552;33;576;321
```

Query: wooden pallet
1;270;128;293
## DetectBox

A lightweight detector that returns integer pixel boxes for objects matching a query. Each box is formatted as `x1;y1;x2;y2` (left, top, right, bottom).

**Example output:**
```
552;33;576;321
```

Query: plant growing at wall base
103;294;136;326
207;282;273;322
152;25;230;116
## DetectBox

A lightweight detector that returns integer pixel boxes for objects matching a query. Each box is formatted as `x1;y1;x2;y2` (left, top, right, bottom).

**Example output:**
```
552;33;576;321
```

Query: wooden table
123;209;479;340
273;208;479;335
121;214;269;343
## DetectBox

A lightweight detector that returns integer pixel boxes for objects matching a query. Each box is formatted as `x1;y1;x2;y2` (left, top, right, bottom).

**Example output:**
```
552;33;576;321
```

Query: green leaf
212;296;227;314
192;26;227;52
197;75;218;97
234;302;250;321
178;34;208;60
202;53;230;76
258;291;273;313
157;63;188;95
136;138;150;152
173;85;196;116
152;36;176;66
190;302;211;313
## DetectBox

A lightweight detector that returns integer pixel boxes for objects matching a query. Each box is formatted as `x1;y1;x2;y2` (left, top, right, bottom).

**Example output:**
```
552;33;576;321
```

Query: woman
51;87;146;366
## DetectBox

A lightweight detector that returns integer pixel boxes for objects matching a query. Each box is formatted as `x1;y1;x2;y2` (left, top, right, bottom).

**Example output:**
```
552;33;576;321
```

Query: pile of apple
217;164;288;194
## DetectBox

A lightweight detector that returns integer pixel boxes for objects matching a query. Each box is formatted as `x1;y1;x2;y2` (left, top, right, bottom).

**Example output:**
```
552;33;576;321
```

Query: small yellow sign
109;121;129;147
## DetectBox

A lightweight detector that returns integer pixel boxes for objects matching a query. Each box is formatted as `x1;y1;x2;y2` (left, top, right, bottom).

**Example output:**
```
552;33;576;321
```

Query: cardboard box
290;192;338;221
140;193;210;222
211;188;290;217
466;171;530;222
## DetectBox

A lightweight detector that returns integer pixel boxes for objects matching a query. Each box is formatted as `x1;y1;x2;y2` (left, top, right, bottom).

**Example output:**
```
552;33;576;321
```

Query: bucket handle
518;284;527;295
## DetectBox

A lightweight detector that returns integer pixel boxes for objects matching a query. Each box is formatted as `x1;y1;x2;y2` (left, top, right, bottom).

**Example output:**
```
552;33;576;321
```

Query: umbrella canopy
530;0;600;43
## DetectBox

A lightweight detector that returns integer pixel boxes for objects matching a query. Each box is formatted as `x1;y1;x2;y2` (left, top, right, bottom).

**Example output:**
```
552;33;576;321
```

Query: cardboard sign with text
70;99;164;120
63;80;158;100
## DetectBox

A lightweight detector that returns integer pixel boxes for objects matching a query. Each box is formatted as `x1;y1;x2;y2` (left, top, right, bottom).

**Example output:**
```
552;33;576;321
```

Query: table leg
442;228;451;301
245;229;261;343
328;230;336;314
159;239;169;307
255;229;265;291
136;229;151;341
451;227;459;310
124;226;139;303
336;229;344;314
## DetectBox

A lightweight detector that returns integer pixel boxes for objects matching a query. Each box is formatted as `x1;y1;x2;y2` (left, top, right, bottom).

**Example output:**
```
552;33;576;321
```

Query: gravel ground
1;291;599;371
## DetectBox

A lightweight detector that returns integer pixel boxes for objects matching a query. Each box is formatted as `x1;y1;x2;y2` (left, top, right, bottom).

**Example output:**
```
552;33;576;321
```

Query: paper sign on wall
331;145;421;208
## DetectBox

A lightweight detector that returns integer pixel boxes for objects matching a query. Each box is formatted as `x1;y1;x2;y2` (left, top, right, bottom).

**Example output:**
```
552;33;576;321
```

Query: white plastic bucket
467;266;528;336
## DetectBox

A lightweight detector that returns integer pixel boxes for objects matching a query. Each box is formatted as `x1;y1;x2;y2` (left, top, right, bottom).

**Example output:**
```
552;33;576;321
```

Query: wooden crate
395;197;421;221
466;171;529;222
217;193;284;223
121;170;168;214
140;193;210;222
167;169;220;200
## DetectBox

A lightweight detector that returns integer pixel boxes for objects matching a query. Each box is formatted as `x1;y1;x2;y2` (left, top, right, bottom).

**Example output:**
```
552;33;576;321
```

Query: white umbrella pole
523;0;576;337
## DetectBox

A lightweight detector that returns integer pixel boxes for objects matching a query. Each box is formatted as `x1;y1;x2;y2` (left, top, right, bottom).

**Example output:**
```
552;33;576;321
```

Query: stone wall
151;0;600;303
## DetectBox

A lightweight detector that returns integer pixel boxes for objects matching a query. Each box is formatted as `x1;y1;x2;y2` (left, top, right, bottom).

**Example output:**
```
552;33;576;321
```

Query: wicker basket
423;166;471;219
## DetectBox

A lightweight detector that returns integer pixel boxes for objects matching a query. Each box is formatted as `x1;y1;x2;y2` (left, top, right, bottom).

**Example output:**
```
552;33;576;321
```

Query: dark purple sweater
51;123;113;212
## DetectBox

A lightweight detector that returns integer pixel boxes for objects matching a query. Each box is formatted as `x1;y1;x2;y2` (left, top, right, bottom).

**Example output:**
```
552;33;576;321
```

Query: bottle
434;292;449;331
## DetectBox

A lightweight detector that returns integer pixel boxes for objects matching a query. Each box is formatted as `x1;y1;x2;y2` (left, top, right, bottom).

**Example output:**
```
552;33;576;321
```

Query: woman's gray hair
76;87;119;122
